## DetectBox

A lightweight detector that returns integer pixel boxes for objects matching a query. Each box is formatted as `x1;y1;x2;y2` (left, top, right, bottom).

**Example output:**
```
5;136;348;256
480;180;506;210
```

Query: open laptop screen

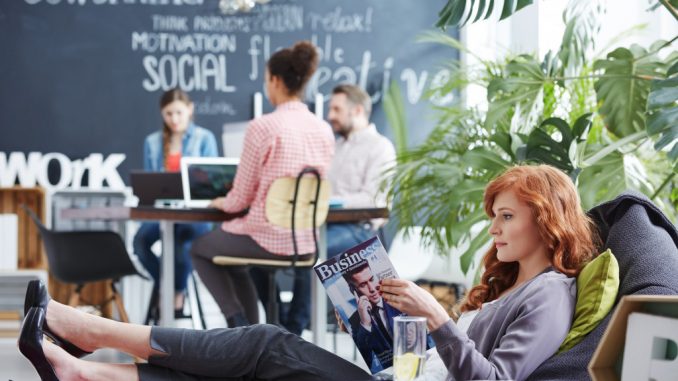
180;157;239;207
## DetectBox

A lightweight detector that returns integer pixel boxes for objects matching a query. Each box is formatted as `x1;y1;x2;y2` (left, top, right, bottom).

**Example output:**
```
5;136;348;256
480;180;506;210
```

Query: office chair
212;167;330;325
22;205;144;322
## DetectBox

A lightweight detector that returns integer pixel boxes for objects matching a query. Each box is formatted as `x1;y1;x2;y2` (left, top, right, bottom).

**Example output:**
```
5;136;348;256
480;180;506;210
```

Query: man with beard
252;84;396;335
324;83;396;254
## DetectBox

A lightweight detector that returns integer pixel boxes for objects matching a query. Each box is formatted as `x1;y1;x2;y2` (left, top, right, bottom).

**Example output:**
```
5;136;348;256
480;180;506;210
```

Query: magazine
314;236;434;374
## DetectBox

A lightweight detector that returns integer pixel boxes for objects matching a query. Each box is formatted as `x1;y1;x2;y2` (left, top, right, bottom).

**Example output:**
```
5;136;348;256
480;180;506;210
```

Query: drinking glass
393;316;426;381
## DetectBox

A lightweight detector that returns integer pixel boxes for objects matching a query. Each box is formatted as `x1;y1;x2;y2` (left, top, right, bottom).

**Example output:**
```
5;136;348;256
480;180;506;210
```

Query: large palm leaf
437;0;678;29
383;80;409;156
388;109;507;261
485;55;546;131
557;0;605;75
437;0;535;29
594;44;666;138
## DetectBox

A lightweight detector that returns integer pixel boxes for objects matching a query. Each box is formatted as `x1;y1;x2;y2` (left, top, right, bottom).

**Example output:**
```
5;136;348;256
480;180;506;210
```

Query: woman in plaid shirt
189;40;335;328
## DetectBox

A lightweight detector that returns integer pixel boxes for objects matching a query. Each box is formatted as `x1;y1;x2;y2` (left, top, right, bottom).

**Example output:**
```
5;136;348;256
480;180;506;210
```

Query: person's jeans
133;222;211;292
251;222;375;335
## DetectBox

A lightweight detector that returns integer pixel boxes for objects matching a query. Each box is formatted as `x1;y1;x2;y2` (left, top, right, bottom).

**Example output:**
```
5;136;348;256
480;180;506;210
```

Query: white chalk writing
307;7;373;33
131;32;236;53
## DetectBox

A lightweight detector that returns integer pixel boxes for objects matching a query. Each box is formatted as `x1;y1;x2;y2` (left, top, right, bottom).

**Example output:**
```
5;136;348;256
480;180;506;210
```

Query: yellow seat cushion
558;249;619;353
265;177;330;229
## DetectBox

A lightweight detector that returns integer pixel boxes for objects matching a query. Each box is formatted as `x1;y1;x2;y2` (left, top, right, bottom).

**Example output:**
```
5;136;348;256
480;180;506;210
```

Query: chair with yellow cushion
212;167;330;325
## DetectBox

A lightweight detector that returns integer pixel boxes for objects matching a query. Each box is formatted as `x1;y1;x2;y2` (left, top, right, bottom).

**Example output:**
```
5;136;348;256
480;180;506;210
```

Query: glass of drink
393;316;426;381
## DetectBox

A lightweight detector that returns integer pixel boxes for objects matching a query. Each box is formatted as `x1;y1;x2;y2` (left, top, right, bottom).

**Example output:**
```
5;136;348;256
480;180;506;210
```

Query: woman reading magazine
18;164;599;381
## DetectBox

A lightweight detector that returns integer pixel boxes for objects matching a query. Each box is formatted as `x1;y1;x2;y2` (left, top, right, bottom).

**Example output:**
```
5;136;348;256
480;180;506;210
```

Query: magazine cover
314;236;433;374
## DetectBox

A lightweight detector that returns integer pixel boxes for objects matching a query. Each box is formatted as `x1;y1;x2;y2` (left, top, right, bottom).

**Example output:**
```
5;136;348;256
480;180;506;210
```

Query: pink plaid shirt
219;101;335;255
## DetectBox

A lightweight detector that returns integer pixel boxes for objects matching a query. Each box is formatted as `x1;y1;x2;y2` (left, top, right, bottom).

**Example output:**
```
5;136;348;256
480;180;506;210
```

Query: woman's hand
379;279;451;331
208;197;225;210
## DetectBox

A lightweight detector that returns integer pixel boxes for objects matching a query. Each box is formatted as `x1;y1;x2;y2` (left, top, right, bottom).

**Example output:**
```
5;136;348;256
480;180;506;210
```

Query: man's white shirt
329;124;396;208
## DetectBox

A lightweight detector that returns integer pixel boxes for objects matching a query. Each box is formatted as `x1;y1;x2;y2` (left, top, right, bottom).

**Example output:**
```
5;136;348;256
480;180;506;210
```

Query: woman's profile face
489;189;548;264
161;100;193;134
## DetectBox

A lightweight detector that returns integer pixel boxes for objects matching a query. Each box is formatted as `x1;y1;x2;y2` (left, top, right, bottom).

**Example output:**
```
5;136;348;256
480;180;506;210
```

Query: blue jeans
133;222;211;292
252;223;375;335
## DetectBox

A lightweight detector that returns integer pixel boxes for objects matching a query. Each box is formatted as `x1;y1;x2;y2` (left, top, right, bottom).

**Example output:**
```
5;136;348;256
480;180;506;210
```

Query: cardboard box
589;295;678;381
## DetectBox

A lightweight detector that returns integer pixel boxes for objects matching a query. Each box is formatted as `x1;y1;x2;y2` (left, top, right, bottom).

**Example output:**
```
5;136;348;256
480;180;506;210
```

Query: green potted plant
386;0;678;278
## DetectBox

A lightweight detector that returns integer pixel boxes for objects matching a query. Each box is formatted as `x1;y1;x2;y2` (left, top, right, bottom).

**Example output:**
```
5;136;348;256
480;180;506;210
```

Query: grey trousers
190;228;313;324
137;324;373;381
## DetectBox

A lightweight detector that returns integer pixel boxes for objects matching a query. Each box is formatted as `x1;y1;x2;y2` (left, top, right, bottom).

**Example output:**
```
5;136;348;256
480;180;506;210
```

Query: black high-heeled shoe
18;307;60;381
24;280;92;358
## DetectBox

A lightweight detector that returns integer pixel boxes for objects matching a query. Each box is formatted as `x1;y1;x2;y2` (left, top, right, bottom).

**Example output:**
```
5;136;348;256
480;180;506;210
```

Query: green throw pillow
558;249;619;353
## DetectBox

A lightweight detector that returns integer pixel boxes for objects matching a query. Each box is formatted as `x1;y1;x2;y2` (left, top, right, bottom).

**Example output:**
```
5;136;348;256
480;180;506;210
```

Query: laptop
130;171;183;206
180;157;239;208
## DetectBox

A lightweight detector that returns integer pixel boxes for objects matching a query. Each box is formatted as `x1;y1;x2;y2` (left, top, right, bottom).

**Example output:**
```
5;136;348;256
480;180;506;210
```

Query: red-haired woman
379;164;599;380
19;164;599;381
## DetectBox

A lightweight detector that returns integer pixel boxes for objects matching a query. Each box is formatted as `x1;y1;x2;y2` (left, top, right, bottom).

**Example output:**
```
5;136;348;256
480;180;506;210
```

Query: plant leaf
581;131;647;167
436;0;469;30
436;0;534;28
472;0;489;23
460;222;490;274
500;0;533;21
594;46;665;138
383;80;409;156
486;56;546;129
577;151;627;210
572;113;594;139
523;118;575;174
647;73;678;161
462;147;511;170
556;0;605;75
490;131;515;159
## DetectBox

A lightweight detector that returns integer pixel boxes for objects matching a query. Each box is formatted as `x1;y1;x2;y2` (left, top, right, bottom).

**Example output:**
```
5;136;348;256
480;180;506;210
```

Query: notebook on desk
180;157;239;208
130;171;183;206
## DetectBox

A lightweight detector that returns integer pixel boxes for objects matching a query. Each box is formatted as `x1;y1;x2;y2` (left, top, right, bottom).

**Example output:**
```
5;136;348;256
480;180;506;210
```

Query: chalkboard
0;0;458;188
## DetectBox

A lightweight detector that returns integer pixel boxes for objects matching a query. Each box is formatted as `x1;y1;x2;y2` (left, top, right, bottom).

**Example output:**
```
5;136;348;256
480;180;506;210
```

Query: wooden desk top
61;206;389;224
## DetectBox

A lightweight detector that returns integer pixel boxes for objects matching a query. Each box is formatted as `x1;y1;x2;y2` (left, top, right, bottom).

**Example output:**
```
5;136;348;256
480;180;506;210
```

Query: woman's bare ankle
44;340;88;381
46;300;99;352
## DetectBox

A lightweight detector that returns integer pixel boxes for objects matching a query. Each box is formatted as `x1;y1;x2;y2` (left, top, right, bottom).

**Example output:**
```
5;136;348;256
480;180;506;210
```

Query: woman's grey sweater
430;270;576;381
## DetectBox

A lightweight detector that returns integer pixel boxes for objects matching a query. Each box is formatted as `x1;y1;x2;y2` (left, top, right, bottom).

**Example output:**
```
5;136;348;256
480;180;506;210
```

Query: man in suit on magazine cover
343;259;400;371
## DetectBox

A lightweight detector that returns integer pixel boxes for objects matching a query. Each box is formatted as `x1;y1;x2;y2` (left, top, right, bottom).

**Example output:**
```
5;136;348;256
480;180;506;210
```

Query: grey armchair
528;191;678;380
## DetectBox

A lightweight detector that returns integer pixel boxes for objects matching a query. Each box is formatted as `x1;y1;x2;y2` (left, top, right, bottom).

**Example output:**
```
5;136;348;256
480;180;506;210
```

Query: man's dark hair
342;259;371;291
332;84;372;119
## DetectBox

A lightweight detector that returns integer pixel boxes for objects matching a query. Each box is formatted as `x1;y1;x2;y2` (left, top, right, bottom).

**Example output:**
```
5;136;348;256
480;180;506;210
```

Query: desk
61;206;388;348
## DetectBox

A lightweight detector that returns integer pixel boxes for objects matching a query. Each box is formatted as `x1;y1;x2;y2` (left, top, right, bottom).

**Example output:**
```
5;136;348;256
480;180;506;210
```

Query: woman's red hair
460;164;600;312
